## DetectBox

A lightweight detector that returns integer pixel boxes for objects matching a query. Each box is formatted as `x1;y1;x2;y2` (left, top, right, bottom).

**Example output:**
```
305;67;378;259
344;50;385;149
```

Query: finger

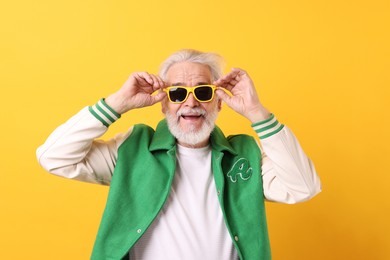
214;74;231;85
149;74;162;90
133;73;149;87
135;72;154;86
232;68;251;83
215;88;232;104
216;81;236;92
214;69;241;86
150;90;167;105
227;79;239;85
231;67;247;76
149;74;167;92
214;77;233;88
156;76;166;89
224;83;236;92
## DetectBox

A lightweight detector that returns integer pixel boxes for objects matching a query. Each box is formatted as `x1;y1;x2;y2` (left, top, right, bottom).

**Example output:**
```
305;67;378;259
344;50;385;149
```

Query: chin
165;104;220;147
166;115;215;147
179;122;203;133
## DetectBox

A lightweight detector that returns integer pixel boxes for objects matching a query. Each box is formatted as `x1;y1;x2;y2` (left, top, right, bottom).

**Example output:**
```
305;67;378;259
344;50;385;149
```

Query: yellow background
1;0;389;259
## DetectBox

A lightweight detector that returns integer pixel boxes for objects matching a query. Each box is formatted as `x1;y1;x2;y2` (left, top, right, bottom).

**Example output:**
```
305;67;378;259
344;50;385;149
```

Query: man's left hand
214;68;271;123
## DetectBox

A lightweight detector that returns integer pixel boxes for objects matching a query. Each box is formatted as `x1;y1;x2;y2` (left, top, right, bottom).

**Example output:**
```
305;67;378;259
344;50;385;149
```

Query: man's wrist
247;107;271;124
88;98;121;127
105;93;129;115
251;114;284;139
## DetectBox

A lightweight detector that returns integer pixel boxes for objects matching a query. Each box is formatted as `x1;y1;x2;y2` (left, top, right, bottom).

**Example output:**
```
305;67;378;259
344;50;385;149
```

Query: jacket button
137;229;142;234
234;236;239;241
217;190;221;195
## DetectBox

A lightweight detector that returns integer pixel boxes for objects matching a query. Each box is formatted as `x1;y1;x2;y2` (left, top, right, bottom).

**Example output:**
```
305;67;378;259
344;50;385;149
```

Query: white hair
159;49;225;82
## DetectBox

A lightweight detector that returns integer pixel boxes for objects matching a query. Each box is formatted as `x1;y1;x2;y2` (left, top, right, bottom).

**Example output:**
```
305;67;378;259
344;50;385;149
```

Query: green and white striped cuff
88;98;121;127
252;114;284;139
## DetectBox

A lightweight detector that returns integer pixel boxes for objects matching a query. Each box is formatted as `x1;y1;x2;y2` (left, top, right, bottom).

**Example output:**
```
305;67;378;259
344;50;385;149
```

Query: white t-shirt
129;144;238;260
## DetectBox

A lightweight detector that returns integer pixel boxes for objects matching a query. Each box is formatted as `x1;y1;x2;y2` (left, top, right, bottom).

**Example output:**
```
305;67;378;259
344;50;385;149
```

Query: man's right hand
105;72;167;115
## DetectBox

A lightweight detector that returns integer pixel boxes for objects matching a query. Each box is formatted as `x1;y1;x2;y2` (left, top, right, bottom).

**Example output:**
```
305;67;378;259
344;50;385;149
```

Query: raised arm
37;72;166;185
252;117;321;203
215;68;321;203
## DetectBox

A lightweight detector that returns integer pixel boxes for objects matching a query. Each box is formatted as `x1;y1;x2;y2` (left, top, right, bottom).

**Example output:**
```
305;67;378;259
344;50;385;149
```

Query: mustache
176;107;206;117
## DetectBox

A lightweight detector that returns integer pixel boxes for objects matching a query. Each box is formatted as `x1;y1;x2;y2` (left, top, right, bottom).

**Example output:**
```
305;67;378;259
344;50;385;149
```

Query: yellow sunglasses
163;85;217;104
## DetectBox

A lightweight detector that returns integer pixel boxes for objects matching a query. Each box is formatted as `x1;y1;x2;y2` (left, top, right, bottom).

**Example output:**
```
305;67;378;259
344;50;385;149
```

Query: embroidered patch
227;158;253;183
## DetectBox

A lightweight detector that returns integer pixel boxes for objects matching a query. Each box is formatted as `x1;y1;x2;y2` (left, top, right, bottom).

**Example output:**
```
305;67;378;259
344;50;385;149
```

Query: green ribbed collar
149;119;237;155
148;119;176;152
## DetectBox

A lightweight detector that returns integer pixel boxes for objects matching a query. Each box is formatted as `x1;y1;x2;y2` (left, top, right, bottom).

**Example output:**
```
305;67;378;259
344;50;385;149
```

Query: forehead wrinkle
170;73;210;85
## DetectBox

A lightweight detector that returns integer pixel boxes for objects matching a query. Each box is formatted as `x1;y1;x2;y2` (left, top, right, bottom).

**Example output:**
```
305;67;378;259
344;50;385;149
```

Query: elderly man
37;49;321;260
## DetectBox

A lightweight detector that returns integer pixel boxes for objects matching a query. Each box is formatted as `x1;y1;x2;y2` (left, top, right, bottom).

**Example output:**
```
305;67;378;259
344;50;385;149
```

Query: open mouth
181;114;203;120
178;108;206;121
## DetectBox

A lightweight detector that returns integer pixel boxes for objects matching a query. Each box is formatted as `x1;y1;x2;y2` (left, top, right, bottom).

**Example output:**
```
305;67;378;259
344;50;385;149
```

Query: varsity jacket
37;99;322;260
91;119;270;259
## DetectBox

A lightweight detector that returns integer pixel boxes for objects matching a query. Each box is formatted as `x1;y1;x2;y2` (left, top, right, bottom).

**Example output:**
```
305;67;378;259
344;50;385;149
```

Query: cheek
164;102;180;115
203;100;220;113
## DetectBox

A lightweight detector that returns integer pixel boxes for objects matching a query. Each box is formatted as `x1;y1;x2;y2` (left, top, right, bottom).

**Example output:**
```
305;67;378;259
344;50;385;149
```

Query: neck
177;137;209;148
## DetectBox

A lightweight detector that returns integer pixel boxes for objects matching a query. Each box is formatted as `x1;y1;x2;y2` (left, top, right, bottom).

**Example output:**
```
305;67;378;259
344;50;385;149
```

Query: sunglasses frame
163;85;217;104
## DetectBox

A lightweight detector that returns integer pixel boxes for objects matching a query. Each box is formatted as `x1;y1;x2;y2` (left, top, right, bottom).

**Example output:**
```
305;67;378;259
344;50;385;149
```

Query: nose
184;92;200;107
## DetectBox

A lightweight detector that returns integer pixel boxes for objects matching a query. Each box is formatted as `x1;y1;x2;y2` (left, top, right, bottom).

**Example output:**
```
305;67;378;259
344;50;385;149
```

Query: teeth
182;115;201;118
177;108;206;117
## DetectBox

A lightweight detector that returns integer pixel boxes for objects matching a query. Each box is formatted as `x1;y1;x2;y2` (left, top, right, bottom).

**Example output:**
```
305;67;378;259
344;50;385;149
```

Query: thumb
215;88;231;105
151;91;167;105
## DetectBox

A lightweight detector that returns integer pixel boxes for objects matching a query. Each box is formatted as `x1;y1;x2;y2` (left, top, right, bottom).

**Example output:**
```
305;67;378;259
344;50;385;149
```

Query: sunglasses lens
194;86;213;101
169;88;188;102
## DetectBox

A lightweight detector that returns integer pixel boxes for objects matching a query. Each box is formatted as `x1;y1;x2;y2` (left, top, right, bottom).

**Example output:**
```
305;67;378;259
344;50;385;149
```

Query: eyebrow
171;82;210;86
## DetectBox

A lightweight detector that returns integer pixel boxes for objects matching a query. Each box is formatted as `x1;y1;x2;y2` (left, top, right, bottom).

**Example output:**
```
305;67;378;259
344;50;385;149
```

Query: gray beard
165;105;219;147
